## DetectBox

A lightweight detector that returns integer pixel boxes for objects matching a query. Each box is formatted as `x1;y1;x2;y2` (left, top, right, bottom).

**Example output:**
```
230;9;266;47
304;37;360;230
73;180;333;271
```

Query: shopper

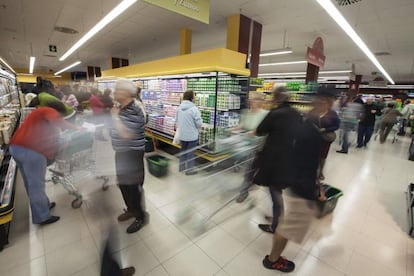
308;89;340;180
254;87;301;235
336;101;362;154
61;85;79;109
134;87;147;120
262;103;321;273
110;79;147;234
379;103;402;143
235;92;268;203
101;88;114;112
353;94;364;105
175;90;202;175
90;88;106;141
400;100;414;135
9;102;79;225
357;97;379;148
29;90;76;122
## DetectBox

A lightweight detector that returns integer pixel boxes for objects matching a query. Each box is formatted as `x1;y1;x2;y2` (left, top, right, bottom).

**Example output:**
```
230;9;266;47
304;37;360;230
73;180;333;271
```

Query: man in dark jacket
357;97;379;148
255;87;321;273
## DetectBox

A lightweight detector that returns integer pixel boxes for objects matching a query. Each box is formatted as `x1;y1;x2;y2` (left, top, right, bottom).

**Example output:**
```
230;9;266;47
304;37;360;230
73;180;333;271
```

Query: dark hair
183;90;194;101
91;88;102;96
61;85;72;96
387;103;395;108
45;101;67;116
28;97;40;107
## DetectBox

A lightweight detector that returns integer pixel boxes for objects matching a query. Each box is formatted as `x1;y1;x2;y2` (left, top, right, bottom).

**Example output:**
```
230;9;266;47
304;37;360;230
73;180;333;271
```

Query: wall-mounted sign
49;45;57;53
306;37;325;68
143;0;209;24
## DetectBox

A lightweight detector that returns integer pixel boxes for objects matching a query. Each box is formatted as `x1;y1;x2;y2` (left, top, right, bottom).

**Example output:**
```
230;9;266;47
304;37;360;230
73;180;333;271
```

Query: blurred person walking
175;90;202;175
90;88;107;141
254;87;301;235
235;92;268;203
110;79;147;234
357;97;380;148
308;89;340;180
379;103;402;143
61;85;79;109
336;101;362;154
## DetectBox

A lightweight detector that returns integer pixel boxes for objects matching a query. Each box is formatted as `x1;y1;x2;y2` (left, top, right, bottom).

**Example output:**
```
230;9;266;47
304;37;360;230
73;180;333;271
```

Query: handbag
321;131;337;142
172;128;180;145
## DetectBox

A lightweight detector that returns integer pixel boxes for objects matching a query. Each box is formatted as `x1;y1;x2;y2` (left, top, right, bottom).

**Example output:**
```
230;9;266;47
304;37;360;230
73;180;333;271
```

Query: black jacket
360;103;379;126
254;103;302;189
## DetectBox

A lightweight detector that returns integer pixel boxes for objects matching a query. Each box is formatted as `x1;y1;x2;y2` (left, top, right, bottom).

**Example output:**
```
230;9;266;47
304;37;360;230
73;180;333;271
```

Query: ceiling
0;0;413;83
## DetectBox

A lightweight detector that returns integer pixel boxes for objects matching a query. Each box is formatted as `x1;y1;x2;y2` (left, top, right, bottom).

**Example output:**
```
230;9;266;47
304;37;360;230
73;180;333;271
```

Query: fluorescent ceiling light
0;57;16;73
54;61;81;75
316;0;395;84
59;0;138;61
29;56;36;74
260;49;293;57
259;61;307;67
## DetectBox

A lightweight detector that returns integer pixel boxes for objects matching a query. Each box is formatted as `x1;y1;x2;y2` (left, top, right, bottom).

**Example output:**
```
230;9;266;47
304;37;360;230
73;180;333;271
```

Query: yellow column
226;14;241;51
180;28;192;55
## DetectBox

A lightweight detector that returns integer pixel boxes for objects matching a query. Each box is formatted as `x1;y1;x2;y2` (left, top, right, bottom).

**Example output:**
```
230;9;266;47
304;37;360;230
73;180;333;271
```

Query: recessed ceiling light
29;56;36;74
54;26;78;34
260;48;293;57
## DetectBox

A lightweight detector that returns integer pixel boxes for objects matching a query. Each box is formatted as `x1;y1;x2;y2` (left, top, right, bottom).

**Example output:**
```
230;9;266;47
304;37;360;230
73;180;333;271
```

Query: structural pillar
180;28;192;55
305;64;320;83
349;74;362;98
226;14;262;77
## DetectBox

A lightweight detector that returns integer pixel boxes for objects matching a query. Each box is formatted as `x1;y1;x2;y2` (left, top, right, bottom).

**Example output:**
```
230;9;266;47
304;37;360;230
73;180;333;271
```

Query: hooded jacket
175;100;202;142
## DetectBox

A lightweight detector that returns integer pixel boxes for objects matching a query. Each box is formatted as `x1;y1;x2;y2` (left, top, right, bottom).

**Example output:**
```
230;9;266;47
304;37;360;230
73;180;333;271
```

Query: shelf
249;84;263;88
288;100;313;104
198;106;239;112
289;91;317;94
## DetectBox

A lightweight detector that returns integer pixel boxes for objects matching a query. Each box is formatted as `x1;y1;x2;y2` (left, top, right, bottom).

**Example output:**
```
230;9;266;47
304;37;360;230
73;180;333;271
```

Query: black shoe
236;192;249;203
40;216;60;225
356;145;363;148
185;170;197;176
118;209;134;222
263;255;295;272
121;266;136;276
126;219;144;234
258;224;275;234
49;202;56;210
336;150;348;154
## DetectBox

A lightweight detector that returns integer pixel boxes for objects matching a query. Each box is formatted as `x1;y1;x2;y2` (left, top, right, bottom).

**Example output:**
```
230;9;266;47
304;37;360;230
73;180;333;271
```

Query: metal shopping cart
174;132;262;234
49;127;109;208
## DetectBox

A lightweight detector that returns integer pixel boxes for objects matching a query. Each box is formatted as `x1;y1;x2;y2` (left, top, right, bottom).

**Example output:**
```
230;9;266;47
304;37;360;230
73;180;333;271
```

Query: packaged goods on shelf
163;105;178;118
292;104;313;113
160;79;187;92
142;91;159;101
161;92;181;105
289;93;315;102
199;124;215;145
196;94;216;108
217;94;240;110
147;115;164;132
162;117;175;136
218;112;240;128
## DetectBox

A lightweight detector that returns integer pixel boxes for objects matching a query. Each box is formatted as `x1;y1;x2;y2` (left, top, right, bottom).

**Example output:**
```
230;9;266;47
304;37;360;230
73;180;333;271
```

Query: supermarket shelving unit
97;48;251;160
0;68;22;251
408;183;414;238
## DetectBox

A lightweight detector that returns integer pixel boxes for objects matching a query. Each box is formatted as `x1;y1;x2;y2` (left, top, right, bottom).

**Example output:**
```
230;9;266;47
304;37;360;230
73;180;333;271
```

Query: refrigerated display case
0;68;21;251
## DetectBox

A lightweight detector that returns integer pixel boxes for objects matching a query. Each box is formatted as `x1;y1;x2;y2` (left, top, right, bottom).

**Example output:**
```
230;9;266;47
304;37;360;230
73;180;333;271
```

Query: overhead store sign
143;0;210;24
306;37;325;68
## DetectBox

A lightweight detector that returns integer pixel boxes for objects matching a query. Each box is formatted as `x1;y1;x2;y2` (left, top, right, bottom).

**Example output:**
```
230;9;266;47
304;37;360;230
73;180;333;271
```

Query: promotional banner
144;0;210;24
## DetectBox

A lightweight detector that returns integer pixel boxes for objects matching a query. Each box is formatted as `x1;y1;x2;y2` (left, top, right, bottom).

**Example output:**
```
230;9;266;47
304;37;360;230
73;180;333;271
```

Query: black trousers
115;150;145;220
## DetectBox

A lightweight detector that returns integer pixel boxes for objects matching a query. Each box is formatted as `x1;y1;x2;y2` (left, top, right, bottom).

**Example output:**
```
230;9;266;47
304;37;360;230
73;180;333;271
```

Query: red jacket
89;95;105;114
10;107;73;160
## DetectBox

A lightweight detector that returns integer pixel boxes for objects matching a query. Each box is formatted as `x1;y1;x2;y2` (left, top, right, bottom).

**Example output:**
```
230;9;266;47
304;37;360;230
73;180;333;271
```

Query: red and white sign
306;37;326;68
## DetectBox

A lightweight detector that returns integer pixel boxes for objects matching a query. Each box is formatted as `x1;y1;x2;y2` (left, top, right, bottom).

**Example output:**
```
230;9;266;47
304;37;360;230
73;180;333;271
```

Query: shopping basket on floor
317;184;343;218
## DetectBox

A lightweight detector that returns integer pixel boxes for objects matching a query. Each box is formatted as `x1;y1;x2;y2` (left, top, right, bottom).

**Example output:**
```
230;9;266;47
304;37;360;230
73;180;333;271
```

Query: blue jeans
269;186;283;231
179;140;198;172
357;124;374;147
9;145;51;224
340;122;353;152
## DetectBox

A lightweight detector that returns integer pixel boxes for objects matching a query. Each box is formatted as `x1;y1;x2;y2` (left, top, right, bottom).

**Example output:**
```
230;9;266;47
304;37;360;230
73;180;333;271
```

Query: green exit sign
49;45;57;53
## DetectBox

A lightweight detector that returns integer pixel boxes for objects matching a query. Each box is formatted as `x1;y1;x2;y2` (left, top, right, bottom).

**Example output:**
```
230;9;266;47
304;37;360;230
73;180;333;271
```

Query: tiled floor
1;132;414;276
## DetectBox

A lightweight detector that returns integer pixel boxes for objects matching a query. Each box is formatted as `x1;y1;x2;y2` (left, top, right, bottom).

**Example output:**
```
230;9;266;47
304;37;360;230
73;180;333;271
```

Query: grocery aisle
0;134;413;276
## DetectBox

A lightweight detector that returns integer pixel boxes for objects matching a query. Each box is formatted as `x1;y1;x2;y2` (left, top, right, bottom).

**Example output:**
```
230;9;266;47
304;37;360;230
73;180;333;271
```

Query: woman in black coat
254;87;303;233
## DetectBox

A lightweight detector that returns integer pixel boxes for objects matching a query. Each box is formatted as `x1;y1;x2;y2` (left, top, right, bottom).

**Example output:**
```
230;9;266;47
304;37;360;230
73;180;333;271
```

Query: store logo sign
144;0;209;24
306;37;325;68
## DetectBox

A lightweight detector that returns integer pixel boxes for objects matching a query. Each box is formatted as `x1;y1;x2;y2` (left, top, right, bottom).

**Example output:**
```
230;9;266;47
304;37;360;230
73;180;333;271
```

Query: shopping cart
174;132;262;234
49;127;109;208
